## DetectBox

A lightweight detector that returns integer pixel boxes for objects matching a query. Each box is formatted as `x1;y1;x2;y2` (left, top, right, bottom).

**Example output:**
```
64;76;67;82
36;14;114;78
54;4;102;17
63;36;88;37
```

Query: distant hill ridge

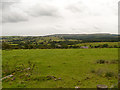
46;33;118;40
1;33;119;41
46;33;119;37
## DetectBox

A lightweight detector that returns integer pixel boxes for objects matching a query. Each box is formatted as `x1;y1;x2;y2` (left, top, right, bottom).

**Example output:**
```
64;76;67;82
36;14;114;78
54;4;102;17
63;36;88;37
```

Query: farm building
80;46;89;49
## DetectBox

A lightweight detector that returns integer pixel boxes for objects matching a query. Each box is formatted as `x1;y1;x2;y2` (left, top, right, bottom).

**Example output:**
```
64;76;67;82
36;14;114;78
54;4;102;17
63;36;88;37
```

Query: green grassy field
2;48;118;88
75;42;118;47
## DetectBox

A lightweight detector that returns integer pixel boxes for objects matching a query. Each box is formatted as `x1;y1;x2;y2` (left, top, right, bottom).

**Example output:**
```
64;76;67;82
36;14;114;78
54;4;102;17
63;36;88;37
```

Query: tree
102;44;108;48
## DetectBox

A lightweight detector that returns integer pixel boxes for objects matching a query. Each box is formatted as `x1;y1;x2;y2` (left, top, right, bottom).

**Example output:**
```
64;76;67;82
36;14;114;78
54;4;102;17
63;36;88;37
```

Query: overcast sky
0;0;119;36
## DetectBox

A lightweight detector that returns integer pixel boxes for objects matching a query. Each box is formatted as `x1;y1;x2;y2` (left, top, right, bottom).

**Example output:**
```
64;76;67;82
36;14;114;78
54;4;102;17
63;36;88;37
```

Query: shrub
105;71;114;78
91;69;95;73
96;59;118;64
96;60;106;64
102;44;109;48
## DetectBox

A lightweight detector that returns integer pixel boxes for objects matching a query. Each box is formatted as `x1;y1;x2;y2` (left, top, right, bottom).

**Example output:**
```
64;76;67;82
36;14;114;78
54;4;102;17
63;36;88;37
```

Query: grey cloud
67;5;82;13
66;1;101;17
27;4;59;17
1;0;28;23
66;1;86;13
0;0;21;10
0;0;20;3
2;15;28;23
2;10;28;23
1;1;61;23
0;2;15;10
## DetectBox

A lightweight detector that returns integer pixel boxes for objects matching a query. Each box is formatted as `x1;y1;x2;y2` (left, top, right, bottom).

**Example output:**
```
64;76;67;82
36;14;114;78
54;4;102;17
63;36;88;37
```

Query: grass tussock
2;61;36;77
96;59;118;64
91;68;117;79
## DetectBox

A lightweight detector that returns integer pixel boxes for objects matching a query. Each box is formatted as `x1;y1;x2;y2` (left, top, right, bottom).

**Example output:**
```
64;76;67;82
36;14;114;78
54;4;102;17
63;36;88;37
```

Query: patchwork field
2;48;118;88
75;42;118;47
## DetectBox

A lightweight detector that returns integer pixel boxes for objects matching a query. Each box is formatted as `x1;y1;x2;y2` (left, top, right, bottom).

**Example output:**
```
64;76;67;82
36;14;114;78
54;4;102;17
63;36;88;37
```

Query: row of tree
2;42;119;50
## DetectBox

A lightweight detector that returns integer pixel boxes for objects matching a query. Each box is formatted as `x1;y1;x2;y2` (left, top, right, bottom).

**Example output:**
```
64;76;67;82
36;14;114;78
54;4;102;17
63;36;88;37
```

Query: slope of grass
2;48;118;88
